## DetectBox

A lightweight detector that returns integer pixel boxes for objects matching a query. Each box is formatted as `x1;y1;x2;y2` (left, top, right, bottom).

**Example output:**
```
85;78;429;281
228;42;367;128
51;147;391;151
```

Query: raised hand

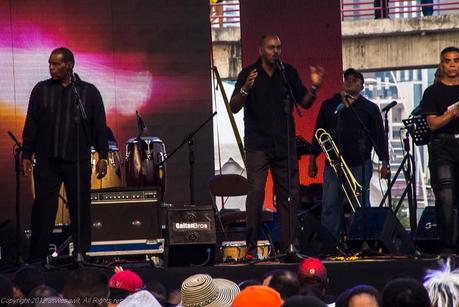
96;159;108;179
22;159;33;176
242;69;258;93
310;66;325;87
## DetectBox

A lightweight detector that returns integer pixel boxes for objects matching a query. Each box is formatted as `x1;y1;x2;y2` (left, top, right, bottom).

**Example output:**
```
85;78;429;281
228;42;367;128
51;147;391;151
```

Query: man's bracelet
240;88;249;97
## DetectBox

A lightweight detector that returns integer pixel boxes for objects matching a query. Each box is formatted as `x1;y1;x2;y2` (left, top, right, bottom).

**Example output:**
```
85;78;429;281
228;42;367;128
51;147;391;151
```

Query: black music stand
402;115;431;146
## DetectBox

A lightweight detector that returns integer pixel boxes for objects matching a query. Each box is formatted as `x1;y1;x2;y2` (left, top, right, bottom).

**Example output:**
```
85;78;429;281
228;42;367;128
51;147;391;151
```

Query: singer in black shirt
230;33;324;259
421;47;459;253
22;47;109;261
309;68;389;240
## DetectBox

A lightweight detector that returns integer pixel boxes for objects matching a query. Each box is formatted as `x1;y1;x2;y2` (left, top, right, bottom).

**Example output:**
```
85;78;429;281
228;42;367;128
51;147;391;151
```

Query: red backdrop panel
239;0;343;209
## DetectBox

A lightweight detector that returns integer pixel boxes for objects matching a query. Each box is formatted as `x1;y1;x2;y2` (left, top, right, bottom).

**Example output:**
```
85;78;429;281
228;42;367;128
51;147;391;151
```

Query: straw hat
181;274;240;307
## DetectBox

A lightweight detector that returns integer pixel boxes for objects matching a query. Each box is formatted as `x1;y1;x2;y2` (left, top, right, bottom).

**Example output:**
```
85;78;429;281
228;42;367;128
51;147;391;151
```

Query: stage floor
37;255;444;297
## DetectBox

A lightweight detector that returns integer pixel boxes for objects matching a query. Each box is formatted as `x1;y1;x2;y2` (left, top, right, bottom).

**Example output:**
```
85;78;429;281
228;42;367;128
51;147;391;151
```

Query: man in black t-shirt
230;34;324;259
421;46;459;253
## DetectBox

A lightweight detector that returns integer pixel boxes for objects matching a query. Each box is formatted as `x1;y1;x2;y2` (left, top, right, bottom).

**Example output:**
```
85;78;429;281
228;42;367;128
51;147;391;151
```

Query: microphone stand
161;111;217;205
7;131;24;264
335;108;350;242
262;61;306;263
347;97;380;256
382;110;392;209
71;76;87;264
46;74;108;270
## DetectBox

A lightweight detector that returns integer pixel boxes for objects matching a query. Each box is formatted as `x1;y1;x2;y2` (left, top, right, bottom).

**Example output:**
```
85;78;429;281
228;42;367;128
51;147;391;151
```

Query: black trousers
428;137;459;250
29;157;92;259
245;150;299;255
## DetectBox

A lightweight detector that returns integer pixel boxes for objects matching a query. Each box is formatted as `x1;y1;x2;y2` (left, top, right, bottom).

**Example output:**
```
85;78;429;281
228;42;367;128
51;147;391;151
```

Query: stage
29;255;443;297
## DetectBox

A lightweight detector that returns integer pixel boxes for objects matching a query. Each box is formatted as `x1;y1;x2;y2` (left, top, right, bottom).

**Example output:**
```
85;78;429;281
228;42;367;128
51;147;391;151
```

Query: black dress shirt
22;77;108;162
232;58;308;156
312;93;389;166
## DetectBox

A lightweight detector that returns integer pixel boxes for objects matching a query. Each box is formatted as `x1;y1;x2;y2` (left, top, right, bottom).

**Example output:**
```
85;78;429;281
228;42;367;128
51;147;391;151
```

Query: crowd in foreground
1;257;459;307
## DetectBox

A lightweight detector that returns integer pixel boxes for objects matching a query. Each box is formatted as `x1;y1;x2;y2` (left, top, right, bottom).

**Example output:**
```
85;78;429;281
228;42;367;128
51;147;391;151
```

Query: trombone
314;128;362;212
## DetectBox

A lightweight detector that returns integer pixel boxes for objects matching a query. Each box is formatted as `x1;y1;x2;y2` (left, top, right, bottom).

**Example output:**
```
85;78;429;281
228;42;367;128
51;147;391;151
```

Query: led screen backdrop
0;0;214;225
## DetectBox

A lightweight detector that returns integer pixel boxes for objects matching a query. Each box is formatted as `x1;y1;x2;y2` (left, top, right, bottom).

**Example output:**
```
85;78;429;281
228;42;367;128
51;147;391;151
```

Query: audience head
232;285;282;307
382;277;431;307
298;258;328;292
282;295;327;307
265;270;300;300
0;274;13;307
335;289;351;307
63;268;109;307
109;269;144;303
238;279;261;291
424;257;459;307
180;274;239;307
345;285;381;307
117;290;161;307
35;297;75;307
27;285;60;307
12;264;45;298
300;285;333;305
144;280;168;305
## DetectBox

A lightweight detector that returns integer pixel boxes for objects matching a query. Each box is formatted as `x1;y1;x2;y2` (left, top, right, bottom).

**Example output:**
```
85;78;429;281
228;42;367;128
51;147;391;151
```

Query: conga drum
221;240;271;262
125;136;166;195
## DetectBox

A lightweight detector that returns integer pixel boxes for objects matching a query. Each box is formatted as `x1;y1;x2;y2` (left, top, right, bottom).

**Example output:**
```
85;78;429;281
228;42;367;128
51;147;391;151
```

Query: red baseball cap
298;258;328;285
109;270;144;293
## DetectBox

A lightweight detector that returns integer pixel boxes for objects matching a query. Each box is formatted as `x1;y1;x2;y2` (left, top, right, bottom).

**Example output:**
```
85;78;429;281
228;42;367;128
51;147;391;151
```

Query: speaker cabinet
298;213;341;257
166;206;216;266
90;188;161;242
347;207;415;254
414;206;439;253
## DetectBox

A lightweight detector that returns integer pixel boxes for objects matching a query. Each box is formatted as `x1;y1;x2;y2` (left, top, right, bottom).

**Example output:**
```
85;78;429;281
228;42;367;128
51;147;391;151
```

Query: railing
341;0;459;20
210;1;459;26
210;0;240;28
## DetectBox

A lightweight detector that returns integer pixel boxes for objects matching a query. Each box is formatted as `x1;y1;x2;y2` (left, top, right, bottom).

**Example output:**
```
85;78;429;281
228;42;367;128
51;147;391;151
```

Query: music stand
378;115;431;237
402;115;431;146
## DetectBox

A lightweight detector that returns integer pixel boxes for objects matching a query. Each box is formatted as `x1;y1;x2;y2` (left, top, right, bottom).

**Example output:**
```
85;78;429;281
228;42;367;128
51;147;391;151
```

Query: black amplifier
90;187;162;242
90;187;160;204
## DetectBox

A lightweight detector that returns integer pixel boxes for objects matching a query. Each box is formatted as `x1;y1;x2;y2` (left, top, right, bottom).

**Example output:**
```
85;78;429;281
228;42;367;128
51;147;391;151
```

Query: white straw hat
181;274;240;307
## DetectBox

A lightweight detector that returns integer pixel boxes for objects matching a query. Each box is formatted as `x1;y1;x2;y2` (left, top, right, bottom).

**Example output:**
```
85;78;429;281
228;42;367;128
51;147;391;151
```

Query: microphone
343;92;355;100
136;110;147;134
335;92;354;115
7;131;22;148
382;101;397;112
68;71;77;83
275;58;285;72
334;103;345;115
